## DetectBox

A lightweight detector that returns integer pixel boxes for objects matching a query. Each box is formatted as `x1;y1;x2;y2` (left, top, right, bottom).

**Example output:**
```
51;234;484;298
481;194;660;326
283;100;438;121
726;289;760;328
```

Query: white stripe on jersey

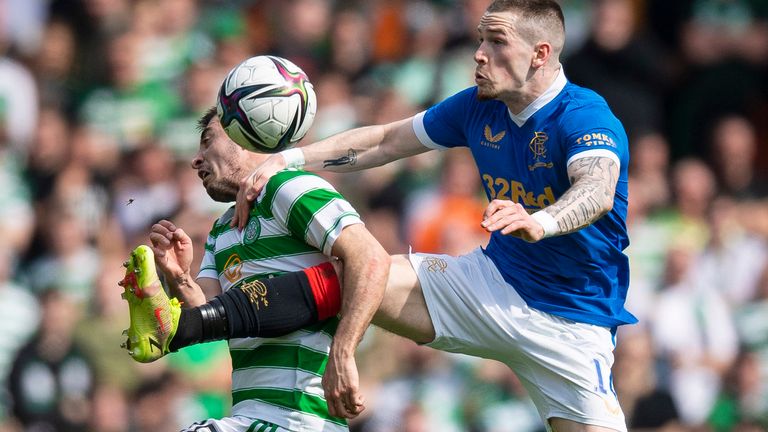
232;368;325;398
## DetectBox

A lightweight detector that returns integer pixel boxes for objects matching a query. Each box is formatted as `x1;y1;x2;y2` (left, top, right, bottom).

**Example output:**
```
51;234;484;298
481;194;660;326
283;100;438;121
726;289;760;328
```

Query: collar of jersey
507;67;567;127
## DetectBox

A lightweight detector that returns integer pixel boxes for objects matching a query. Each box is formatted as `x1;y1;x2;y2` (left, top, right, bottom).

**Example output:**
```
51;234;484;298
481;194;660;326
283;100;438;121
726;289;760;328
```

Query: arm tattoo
323;149;358;168
545;156;618;235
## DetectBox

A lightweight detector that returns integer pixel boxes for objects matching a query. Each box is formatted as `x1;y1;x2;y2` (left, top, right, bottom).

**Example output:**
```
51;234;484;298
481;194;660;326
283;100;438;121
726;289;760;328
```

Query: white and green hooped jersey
198;169;362;432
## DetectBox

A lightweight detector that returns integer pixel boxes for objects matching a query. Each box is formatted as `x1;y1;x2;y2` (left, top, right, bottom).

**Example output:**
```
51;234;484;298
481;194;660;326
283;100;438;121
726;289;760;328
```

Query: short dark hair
197;106;218;132
486;0;565;54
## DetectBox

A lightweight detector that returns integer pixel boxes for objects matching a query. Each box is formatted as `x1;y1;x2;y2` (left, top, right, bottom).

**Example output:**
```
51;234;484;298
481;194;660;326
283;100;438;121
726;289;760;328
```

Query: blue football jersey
412;71;636;327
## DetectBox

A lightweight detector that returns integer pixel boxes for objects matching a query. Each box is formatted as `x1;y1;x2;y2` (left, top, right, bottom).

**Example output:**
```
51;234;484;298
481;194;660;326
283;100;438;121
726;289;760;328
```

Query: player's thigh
181;417;288;432
372;254;435;343
549;417;622;432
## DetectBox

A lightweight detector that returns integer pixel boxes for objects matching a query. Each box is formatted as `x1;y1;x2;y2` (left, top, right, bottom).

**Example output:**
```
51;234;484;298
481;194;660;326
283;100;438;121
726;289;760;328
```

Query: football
217;56;317;153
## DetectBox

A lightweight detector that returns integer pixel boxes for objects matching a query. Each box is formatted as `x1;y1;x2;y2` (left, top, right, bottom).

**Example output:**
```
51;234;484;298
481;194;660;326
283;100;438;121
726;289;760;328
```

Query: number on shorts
592;358;615;396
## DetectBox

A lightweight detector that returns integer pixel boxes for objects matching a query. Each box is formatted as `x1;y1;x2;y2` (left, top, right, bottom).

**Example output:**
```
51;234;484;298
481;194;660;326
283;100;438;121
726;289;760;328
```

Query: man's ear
531;42;552;68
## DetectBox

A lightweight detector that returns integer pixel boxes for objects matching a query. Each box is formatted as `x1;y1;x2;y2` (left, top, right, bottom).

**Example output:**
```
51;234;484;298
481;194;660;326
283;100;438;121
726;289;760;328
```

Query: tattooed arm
301;117;429;172
542;156;619;234
232;117;431;228
481;156;619;241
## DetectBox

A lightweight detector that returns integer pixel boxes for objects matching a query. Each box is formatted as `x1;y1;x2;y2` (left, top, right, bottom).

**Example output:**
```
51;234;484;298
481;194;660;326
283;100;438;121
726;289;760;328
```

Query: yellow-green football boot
119;245;181;363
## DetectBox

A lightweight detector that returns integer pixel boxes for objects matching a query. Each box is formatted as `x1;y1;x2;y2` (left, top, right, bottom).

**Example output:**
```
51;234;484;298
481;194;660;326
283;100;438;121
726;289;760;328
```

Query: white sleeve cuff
531;211;558;238
412;111;448;151
566;149;621;170
281;148;305;169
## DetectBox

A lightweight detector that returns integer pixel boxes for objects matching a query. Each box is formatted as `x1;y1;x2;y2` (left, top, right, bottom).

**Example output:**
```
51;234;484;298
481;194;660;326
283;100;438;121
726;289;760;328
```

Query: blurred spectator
158;61;225;159
30;20;76;110
629;132;672;212
78;31;179;153
328;9;373;81
708;348;768;431
112;144;180;241
695;197;768;307
50;0;132;94
25;206;101;303
0;138;35;255
613;327;681;430
0;48;39;155
389;1;450;108
89;383;129;432
652;158;717;254
652;238;739;426
364;339;467;432
0;246;39;423
707;114;767;199
7;290;96;432
667;0;768;158
733;260;768;362
133;0;213;86
566;0;674;139
129;373;183;432
462;359;541;432
273;0;333;77
23;107;72;202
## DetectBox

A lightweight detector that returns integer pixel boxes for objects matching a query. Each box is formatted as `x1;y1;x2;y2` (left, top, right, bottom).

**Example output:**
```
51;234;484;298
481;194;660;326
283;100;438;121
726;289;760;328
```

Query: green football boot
119;245;181;363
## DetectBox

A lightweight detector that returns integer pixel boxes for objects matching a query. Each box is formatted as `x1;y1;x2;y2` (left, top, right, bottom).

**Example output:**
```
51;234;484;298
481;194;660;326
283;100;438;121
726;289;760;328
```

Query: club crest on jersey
223;253;243;283
528;131;554;171
480;125;505;150
243;218;261;244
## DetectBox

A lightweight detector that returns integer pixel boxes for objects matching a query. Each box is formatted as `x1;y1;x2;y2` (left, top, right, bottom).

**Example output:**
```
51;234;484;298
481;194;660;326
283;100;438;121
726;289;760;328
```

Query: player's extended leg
119;245;340;362
370;254;436;343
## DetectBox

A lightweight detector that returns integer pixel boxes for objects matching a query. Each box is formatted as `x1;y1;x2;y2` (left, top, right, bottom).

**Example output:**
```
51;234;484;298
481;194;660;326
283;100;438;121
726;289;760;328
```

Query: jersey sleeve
265;171;363;256
197;230;219;280
413;87;476;150
560;101;628;170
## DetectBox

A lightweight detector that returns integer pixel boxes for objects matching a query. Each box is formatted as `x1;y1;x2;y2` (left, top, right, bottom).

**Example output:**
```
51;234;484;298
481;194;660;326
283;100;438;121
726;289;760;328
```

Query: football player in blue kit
226;0;636;430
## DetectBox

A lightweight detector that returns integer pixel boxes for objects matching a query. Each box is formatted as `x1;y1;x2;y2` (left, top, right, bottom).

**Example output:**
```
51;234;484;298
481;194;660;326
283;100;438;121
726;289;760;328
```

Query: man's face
191;116;252;202
474;11;535;100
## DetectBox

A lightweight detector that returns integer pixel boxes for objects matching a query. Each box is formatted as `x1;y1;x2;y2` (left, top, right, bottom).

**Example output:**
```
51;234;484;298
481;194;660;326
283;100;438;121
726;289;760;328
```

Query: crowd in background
0;0;767;431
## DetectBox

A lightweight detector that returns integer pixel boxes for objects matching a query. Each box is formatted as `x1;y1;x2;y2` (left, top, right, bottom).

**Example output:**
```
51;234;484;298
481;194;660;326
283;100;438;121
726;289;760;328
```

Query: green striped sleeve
286;189;345;240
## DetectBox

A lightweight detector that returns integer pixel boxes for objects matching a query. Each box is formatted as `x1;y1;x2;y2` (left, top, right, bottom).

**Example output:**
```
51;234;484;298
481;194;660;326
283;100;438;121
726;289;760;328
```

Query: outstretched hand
149;220;193;279
481;199;545;242
231;153;288;229
322;350;365;419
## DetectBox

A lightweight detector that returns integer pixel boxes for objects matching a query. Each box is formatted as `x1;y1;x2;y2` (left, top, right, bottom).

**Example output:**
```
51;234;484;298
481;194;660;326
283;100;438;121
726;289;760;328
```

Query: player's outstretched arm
232;117;429;229
481;155;618;241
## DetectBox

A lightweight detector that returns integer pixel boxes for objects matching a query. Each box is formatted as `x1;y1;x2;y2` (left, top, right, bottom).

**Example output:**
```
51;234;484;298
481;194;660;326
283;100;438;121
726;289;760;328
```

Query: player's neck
503;64;561;115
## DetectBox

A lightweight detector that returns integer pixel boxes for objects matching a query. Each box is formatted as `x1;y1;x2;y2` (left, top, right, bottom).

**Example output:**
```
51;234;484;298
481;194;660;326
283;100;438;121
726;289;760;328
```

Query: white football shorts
409;248;627;432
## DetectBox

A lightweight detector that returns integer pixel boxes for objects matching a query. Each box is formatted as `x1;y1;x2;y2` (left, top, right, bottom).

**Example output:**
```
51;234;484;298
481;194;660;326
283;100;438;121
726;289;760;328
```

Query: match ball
217;56;317;153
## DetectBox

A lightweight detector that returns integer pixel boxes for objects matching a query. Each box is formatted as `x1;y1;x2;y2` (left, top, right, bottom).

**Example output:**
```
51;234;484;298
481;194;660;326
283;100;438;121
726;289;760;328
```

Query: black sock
168;267;335;351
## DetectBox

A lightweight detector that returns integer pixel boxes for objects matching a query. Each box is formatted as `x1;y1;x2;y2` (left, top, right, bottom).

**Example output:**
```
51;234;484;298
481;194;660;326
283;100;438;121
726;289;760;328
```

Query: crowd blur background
0;0;767;431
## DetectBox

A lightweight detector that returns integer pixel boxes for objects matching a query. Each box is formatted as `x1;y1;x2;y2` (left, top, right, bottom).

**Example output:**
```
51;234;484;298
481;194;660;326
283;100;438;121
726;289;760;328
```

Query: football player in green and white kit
120;107;389;432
